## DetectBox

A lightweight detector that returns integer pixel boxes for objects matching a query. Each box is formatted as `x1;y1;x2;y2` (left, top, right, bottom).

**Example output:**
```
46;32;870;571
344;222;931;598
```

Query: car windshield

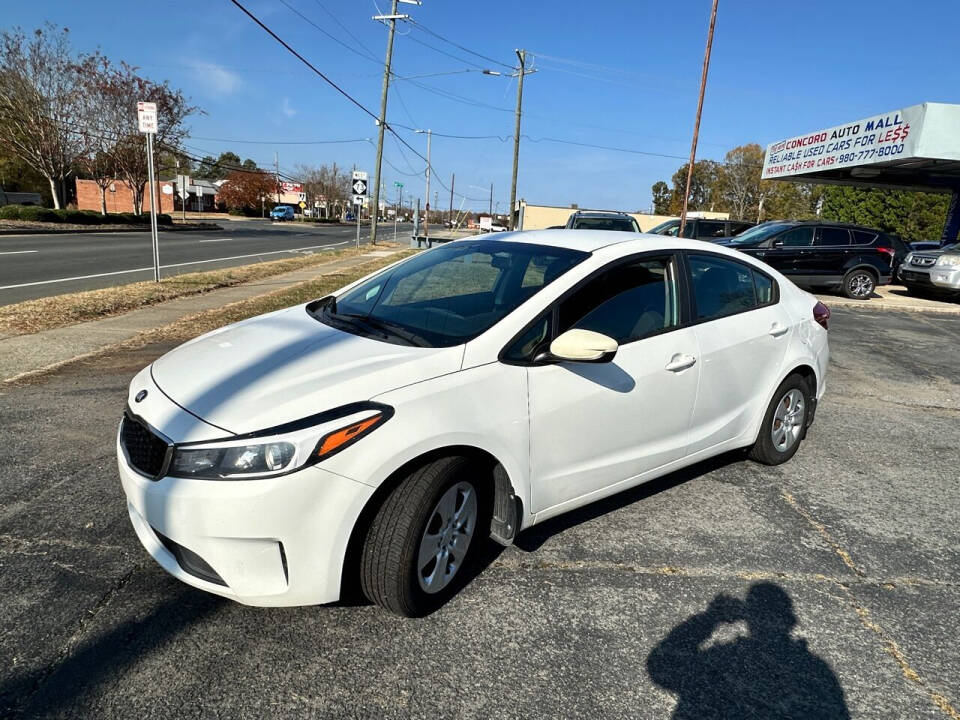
573;217;638;232
647;220;678;235
725;222;795;245
310;240;588;348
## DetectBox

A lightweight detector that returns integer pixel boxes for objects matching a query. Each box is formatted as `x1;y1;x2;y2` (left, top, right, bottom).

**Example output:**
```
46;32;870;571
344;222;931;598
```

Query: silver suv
899;243;960;297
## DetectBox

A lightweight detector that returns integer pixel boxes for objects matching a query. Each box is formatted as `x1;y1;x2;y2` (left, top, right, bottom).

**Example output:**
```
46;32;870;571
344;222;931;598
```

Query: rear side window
558;256;679;344
852;230;878;245
688;254;775;321
817;227;852;246
696;221;726;238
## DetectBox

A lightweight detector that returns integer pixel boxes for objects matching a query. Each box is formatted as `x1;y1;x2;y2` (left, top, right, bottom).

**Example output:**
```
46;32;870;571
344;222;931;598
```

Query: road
1;308;958;718
0;220;413;305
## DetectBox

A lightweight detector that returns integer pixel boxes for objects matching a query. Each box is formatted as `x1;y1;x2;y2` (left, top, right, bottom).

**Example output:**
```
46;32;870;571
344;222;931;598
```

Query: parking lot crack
779;489;959;719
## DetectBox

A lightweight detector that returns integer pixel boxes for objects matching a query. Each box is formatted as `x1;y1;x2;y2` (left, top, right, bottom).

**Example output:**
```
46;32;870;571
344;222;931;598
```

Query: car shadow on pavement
646;582;850;719
0;587;224;718
513;451;743;553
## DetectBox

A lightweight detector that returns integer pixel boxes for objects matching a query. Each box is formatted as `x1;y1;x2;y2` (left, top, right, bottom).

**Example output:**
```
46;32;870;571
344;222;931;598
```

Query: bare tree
0;25;92;208
95;62;197;214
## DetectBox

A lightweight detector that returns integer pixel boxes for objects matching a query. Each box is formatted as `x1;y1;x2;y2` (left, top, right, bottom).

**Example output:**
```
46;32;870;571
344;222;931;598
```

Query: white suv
118;231;829;616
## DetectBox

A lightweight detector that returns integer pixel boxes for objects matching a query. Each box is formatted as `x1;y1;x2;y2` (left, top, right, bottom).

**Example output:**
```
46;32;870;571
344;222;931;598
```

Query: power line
227;0;429;166
189;135;372;146
407;19;513;71
277;0;381;64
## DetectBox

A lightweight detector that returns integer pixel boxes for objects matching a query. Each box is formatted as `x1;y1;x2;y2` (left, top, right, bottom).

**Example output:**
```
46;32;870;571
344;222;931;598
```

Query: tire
842;268;876;299
360;456;486;617
748;374;811;466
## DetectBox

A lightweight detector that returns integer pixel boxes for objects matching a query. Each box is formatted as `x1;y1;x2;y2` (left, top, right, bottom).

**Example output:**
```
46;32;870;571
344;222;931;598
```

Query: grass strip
0;245;399;336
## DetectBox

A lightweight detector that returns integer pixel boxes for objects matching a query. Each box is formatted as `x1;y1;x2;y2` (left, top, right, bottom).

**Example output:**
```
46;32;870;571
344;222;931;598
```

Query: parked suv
717;221;902;299
898;243;960;298
648;218;755;240
565;210;640;233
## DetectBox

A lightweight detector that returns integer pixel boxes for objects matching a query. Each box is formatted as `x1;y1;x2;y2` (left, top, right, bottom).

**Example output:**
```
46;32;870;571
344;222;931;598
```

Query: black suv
716;221;905;299
647;217;755;240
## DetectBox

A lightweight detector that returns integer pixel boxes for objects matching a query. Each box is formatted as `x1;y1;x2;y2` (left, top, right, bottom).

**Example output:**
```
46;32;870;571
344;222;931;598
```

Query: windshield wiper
352;315;430;347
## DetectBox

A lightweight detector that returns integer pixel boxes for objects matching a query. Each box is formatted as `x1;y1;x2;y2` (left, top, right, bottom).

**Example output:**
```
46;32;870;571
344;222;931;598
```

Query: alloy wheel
771;389;805;452
417;481;477;594
849;273;874;298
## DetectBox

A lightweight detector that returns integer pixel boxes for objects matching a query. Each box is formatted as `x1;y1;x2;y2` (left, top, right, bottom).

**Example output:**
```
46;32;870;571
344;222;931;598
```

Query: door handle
665;354;697;372
769;323;789;337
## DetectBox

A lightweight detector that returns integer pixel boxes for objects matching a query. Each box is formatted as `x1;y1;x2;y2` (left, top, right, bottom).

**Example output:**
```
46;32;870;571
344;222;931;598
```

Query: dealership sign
280;181;303;194
761;103;960;180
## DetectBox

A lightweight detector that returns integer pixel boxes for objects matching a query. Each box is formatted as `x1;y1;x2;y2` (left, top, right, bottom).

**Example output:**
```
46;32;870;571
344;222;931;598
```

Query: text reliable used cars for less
118;231;830;616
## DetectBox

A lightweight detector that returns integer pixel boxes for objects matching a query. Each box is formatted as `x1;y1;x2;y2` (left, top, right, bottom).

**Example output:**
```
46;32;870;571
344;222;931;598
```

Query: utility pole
449;173;455;227
679;0;719;238
485;52;535;231
489;183;493;217
274;152;281;203
415;129;432;243
509;50;528;231
370;0;408;245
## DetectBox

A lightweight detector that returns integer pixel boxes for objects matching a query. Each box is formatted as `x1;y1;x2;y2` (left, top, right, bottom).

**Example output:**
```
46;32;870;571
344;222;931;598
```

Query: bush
18;206;60;223
157;213;173;225
0;204;25;220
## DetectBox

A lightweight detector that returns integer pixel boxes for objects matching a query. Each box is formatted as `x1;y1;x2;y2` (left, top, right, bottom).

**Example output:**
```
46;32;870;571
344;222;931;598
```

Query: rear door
802;226;852;279
684;252;792;454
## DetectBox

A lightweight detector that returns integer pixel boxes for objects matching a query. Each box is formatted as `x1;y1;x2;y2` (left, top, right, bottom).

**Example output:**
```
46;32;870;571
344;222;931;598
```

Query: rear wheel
360;456;485;617
842;269;876;299
748;375;811;466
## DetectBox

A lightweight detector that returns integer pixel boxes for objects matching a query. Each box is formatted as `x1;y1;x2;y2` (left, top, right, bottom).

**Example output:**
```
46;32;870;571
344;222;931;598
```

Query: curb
0;224;222;236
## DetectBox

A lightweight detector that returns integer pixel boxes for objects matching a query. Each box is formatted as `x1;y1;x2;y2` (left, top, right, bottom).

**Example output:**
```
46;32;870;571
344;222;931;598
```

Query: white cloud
191;61;242;97
281;97;297;118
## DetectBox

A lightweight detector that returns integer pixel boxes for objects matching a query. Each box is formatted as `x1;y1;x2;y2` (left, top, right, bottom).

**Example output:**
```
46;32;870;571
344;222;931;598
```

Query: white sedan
117;231;830;616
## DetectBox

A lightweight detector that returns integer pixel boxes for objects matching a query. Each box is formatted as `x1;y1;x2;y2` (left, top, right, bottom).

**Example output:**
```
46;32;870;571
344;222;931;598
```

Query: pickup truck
0;187;43;207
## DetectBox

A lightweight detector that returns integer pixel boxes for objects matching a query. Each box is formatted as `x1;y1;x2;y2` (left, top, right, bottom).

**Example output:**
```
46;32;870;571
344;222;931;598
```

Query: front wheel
748;375;811;466
842;269;876;299
360;457;485;616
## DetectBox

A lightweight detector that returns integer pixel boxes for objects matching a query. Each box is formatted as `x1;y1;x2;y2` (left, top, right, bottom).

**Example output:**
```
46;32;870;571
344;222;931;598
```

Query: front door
524;253;700;514
756;226;815;280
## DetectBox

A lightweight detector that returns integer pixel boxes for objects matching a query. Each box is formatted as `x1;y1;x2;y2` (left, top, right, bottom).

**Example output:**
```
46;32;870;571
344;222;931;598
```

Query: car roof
763;219;884;233
570;210;632;218
484;229;753;254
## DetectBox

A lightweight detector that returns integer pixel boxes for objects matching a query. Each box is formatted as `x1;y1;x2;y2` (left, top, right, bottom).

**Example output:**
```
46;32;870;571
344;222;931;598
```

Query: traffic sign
352;195;365;206
351;170;368;197
394;181;403;188
137;102;157;134
298;201;306;209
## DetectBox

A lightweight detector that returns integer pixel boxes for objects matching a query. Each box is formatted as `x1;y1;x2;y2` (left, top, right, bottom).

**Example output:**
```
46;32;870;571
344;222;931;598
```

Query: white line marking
198;238;235;243
0;242;358;291
0;250;39;255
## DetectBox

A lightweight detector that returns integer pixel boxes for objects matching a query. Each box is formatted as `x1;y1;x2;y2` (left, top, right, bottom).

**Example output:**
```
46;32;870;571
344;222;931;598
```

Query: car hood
151;305;463;435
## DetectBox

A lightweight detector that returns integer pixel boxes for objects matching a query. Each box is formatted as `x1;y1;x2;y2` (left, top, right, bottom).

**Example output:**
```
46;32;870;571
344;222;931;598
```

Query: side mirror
536;329;618;364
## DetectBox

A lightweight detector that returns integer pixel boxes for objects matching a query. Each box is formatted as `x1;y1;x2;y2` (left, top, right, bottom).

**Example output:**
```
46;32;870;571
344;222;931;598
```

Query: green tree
651;181;670;214
667;160;721;214
819;186;948;240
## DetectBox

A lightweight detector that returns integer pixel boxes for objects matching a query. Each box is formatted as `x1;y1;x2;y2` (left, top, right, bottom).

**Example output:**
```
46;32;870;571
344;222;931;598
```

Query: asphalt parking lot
1;307;958;719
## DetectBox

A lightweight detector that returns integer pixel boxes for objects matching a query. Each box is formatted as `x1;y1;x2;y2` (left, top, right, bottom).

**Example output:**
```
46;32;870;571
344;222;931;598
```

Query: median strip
0;245;398;336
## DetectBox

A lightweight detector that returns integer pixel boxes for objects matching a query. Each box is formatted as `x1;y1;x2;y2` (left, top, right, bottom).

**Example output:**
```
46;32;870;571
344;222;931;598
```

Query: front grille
121;415;169;478
900;269;935;285
911;255;937;267
153;529;227;586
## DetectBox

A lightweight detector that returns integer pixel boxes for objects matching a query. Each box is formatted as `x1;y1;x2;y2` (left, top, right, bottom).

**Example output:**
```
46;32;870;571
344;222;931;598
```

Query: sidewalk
817;284;960;314
0;248;404;383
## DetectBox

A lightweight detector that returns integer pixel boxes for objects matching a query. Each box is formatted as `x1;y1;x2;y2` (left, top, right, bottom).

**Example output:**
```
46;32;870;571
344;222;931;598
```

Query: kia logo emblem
135;390;148;403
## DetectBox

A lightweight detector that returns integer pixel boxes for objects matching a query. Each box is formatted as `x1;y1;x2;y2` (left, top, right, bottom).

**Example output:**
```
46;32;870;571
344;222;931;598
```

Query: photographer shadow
646;583;850;719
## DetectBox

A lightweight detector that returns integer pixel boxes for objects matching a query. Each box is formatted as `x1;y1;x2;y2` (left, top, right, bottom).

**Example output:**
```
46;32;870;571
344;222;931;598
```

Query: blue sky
7;0;960;212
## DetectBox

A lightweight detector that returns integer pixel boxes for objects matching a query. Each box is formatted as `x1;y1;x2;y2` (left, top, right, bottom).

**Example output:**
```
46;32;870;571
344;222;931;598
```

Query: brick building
74;178;176;214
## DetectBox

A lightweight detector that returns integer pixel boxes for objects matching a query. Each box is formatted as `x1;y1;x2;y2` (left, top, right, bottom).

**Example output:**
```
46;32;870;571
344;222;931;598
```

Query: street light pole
679;0;719;238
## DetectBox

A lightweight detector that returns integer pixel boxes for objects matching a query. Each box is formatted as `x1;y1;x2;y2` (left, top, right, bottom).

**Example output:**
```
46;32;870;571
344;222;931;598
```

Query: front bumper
118;430;375;607
900;265;960;291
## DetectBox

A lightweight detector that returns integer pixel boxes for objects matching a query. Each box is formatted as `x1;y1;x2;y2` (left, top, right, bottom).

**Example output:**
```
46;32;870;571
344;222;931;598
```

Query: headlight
904;252;914;264
935;255;960;267
169;404;392;480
